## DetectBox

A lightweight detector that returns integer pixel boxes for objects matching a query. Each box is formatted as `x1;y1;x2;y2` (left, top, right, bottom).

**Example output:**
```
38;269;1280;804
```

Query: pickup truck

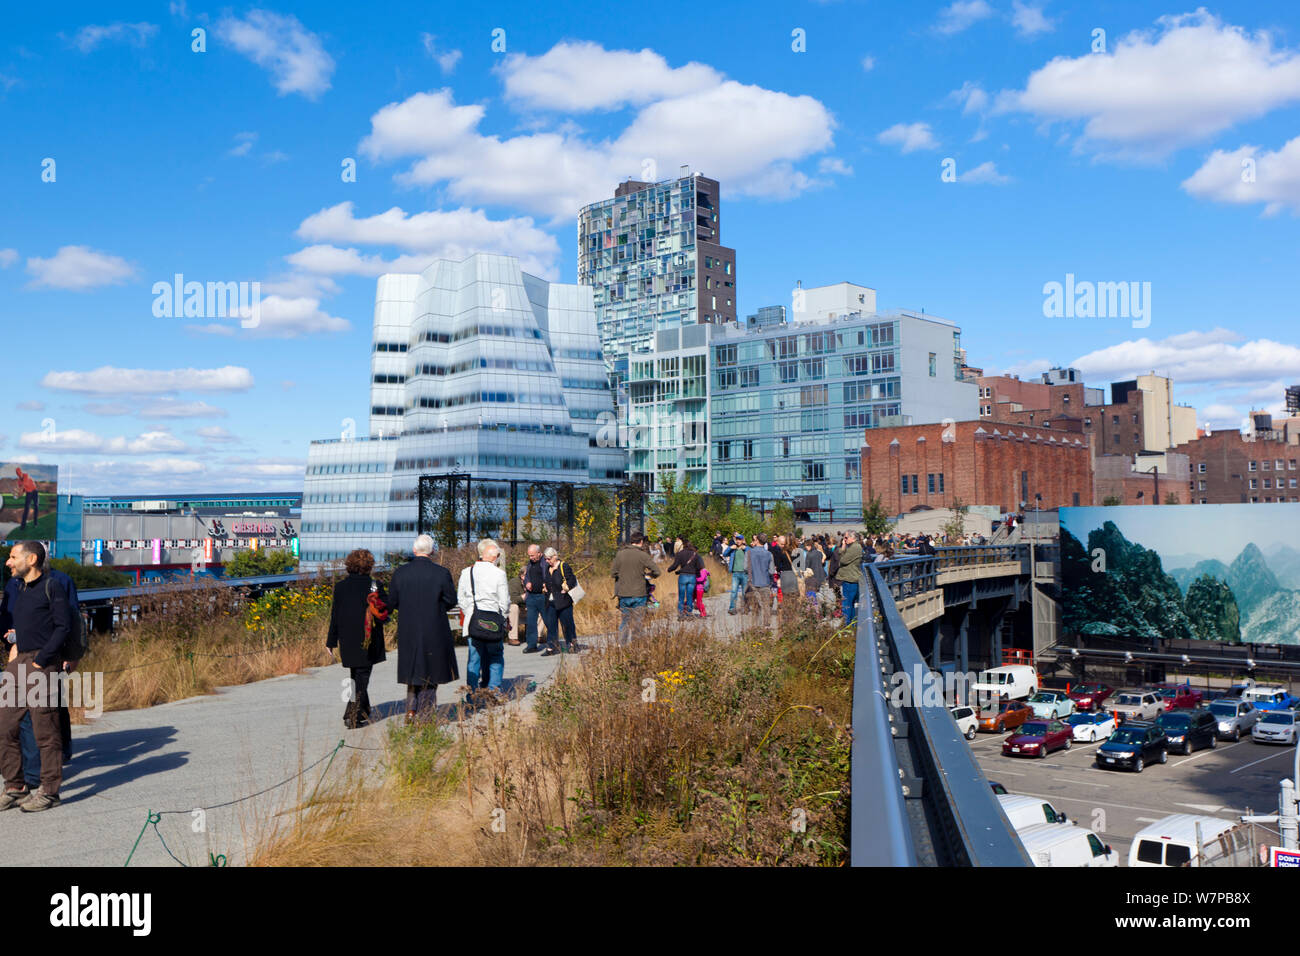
1241;686;1299;713
1111;690;1164;723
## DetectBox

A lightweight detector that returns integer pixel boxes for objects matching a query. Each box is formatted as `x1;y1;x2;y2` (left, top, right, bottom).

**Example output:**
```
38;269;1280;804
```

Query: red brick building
861;420;1094;514
1175;430;1300;504
1093;453;1191;505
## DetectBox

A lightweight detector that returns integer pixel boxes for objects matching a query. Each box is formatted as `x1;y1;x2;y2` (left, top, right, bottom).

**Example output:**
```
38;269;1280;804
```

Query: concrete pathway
0;589;789;867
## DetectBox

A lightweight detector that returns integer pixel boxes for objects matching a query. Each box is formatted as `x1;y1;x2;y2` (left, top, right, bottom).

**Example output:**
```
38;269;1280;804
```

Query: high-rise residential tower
577;171;736;388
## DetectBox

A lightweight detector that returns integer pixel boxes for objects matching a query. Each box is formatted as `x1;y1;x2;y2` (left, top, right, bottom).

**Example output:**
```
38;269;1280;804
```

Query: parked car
1227;679;1257;699
1111;690;1165;723
1129;815;1246;867
989;781;1008;795
997;793;1070;830
1208;698;1259;741
1028;689;1076;719
1019;822;1118;867
1066;710;1117;742
977;699;1033;734
1200;688;1230;705
1095;721;1168;772
1242;685;1299;713
1156;708;1218;755
973;664;1039;706
1067;682;1113;712
1151;683;1196;710
950;704;979;740
1252;709;1298;745
1003;719;1073;758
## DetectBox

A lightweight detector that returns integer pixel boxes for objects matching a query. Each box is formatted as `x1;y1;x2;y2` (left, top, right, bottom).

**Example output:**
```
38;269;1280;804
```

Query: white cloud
137;399;228;418
498;42;721;112
65;22;158;53
18;427;189;455
1181;136;1300;215
291;201;562;277
83;402;133;416
360;46;836;221
16;400;43;411
229;131;257;156
26;245;135;290
245;294;349;337
420;33;462;74
1072;329;1300;393
861;55;875;72
961;160;1011;184
818;157;853;176
936;0;994;35
216;10;334;100
949;81;989;115
195;426;240;443
41;366;255;395
1011;2;1054;38
996;10;1300;160
877;122;939;153
0;249;17;268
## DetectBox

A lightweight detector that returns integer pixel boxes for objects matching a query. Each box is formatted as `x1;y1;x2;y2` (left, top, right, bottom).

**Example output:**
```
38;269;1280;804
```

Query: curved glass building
300;253;624;566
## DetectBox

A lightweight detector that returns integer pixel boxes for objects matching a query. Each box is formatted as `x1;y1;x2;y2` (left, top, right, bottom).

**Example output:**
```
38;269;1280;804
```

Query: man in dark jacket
611;532;659;643
387;535;457;724
520;544;548;655
0;542;69;811
0;576;40;792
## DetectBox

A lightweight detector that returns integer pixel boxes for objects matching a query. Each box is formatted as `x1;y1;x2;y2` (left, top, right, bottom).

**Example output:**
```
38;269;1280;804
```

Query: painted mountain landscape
1060;504;1300;646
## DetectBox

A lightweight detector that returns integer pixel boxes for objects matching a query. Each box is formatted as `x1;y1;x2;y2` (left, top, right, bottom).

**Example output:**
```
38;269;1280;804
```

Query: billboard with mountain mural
1060;504;1300;646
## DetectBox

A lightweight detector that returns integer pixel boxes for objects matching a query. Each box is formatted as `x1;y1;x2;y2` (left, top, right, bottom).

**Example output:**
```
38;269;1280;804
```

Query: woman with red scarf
327;549;388;729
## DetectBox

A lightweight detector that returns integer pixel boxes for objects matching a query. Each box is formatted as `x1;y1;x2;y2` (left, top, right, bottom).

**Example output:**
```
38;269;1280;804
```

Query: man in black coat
387;534;458;724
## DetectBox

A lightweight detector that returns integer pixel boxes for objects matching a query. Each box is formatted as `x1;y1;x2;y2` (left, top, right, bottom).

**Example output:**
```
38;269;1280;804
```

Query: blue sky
2;0;1299;494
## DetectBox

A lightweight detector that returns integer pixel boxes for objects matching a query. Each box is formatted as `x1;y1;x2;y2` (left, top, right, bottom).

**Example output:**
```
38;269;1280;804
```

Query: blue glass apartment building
299;254;624;566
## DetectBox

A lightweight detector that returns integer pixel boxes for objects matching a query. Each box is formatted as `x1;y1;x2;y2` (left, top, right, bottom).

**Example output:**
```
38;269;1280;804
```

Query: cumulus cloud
41;366;255;395
216;10;334;99
497;41;721;112
0;249;17;268
18;427;189;455
195;426;240;443
1181;136;1300;215
360;44;836;221
420;33;461;74
861;55;876;72
1010;2;1054;38
877;122;939;153
16;400;44;411
65;22;158;53
1072;328;1300;388
936;1;994;35
996;10;1300;160
961;160;1011;184
26;246;135;290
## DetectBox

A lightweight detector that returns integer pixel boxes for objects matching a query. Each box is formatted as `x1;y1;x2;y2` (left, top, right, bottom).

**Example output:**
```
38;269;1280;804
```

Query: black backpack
827;550;841;579
44;570;86;661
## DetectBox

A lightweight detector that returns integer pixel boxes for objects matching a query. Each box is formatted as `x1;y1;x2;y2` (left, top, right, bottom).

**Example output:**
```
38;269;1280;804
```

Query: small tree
225;548;298;577
862;492;894;537
764;501;796;542
1164;492;1181;505
940;497;969;540
1102;495;1122;506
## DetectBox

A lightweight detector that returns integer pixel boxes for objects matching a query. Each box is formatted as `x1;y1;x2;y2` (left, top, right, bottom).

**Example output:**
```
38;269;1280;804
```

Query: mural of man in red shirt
15;467;39;529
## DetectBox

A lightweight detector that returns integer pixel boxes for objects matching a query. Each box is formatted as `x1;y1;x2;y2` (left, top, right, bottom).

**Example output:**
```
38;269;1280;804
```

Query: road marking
1171;749;1218;769
1175;803;1224;813
1136;817;1160;823
1230;748;1295;775
1012;790;1222;818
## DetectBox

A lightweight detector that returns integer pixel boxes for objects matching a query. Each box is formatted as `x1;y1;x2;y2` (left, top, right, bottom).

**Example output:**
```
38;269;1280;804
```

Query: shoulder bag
467;565;507;641
563;562;586;604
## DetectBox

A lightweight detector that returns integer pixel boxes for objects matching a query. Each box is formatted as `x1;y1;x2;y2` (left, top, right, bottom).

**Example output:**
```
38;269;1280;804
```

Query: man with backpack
0;541;73;811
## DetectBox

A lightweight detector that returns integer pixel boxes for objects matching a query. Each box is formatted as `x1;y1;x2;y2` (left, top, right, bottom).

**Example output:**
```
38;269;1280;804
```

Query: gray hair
412;534;435;556
477;538;499;558
543;546;558;559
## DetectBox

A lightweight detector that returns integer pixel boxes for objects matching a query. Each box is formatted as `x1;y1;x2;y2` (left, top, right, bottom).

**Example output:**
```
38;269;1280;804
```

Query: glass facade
299;254;624;566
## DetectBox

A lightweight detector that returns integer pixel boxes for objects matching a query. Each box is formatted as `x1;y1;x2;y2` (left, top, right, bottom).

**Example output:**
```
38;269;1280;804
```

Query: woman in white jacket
457;539;511;703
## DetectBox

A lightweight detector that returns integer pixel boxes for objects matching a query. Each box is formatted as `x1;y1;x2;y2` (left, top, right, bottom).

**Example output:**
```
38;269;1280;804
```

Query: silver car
1209;698;1258;741
1252;709;1298;745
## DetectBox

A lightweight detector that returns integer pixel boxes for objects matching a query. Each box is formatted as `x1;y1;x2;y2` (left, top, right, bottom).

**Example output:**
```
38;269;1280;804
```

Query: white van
997;794;1070;831
974;665;1038;706
1018;822;1117;867
1128;814;1247;867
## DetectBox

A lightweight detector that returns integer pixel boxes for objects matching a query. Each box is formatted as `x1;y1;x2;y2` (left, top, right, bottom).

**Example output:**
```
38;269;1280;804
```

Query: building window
1198;463;1206;473
1249;479;1258;490
1249;461;1257;471
901;475;909;496
911;474;919;494
1084;417;1092;427
1198;480;1206;490
928;352;937;377
803;461;825;482
846;457;859;480
1263;460;1272;471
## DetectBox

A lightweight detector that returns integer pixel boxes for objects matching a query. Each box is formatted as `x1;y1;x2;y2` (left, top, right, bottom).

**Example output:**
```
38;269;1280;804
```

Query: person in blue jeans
836;531;865;628
459;539;511;703
520;544;548;654
666;538;702;618
725;535;749;614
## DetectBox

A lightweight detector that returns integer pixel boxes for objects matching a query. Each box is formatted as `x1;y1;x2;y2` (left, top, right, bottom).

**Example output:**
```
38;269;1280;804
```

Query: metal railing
851;549;1031;866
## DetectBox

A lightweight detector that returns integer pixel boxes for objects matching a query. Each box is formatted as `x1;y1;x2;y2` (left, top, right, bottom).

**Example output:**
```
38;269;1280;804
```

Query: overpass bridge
851;544;1035;866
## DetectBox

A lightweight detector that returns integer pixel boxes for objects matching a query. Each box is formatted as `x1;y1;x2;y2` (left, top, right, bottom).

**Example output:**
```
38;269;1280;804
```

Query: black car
1156;708;1218;755
1095;720;1168;772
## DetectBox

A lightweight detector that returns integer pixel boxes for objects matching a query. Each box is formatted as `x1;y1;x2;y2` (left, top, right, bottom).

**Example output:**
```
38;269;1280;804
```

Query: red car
1170;688;1204;710
1067;683;1113;712
978;699;1033;734
1002;719;1074;758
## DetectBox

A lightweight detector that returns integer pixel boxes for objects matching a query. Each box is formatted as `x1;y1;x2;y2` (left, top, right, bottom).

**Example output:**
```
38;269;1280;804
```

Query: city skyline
4;1;1300;495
